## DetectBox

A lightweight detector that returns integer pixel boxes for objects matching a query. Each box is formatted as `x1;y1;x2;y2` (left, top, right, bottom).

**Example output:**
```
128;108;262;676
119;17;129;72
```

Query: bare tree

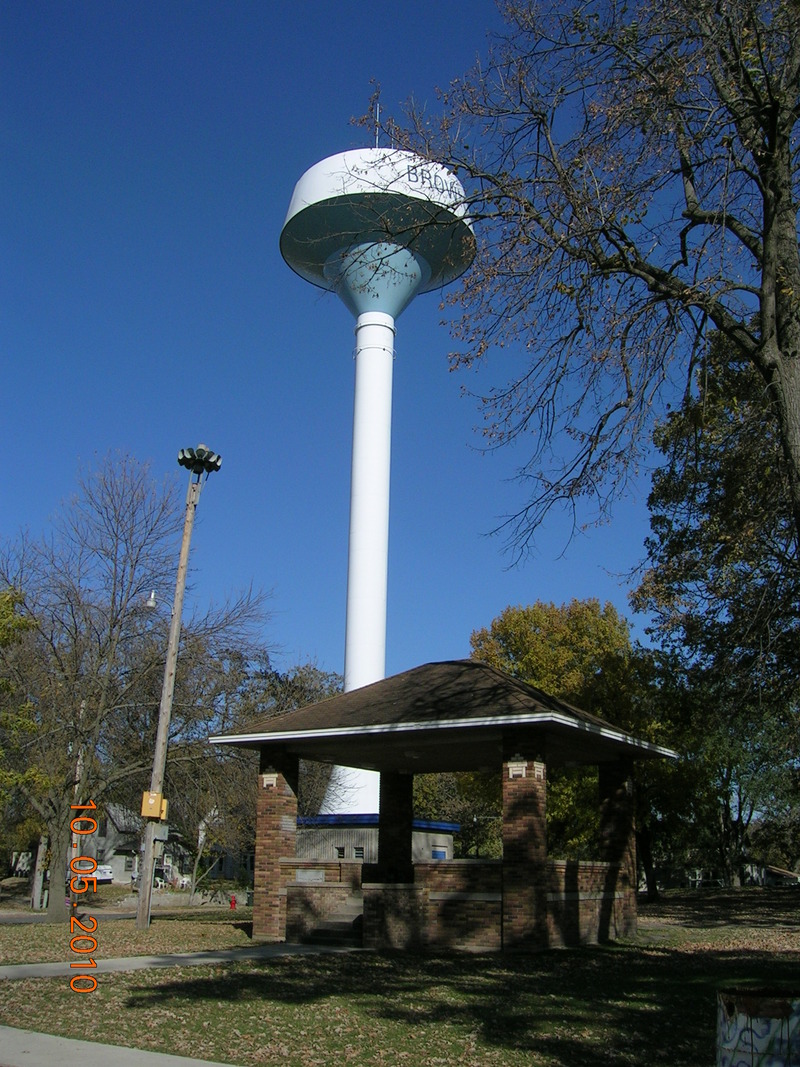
230;661;342;815
0;453;270;920
386;0;800;553
160;741;258;902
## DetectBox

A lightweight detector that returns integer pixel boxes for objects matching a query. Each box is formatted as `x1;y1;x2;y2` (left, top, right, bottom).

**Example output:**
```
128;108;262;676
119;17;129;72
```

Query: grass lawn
0;888;798;1066
0;907;256;965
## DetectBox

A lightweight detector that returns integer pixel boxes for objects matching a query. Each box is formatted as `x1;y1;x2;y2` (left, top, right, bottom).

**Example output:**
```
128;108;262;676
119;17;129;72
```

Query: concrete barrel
717;988;800;1066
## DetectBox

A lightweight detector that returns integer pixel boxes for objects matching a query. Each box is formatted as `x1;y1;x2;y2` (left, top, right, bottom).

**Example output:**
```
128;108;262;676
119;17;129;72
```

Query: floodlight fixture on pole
178;446;222;477
135;444;221;931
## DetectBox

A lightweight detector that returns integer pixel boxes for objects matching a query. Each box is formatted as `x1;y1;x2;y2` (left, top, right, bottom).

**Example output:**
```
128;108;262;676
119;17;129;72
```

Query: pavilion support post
598;758;637;939
501;737;549;950
253;751;299;941
362;770;420;949
376;771;414;883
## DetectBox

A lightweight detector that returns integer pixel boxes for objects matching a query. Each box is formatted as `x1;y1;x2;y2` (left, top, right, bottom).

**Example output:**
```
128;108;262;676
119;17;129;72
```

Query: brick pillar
501;737;548;950
376;772;414;883
598;758;637;938
252;751;298;941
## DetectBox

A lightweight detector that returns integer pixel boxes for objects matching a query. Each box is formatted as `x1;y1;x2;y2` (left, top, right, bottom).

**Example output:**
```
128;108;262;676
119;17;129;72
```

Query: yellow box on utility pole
141;791;164;818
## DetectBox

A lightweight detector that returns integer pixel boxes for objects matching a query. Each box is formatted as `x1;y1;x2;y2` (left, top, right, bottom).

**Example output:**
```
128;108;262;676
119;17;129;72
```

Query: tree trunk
45;814;70;923
188;845;205;905
759;131;800;548
771;352;800;549
30;833;48;910
637;827;659;901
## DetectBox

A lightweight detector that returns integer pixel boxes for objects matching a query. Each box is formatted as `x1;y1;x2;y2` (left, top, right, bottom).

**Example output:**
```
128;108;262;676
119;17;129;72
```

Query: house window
353;846;364;860
124;856;134;871
335;846;345;859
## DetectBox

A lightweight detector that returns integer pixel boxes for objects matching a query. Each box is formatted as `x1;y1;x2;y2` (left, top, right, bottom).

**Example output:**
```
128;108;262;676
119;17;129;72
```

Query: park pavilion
211;659;675;951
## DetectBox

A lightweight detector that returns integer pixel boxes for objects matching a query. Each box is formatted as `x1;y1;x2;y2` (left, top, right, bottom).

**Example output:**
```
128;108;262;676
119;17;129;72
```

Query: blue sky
2;1;655;678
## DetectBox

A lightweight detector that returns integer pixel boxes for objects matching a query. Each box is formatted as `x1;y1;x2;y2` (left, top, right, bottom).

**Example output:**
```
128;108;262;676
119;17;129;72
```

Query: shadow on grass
639;886;800;929
121;942;799;1066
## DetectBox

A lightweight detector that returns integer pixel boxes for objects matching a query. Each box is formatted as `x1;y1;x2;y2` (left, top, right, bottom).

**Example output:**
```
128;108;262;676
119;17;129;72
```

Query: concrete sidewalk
0;939;357;980
0;1025;242;1067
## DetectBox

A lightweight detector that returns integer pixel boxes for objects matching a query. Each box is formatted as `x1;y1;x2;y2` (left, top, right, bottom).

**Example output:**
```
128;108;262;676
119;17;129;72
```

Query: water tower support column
344;310;395;693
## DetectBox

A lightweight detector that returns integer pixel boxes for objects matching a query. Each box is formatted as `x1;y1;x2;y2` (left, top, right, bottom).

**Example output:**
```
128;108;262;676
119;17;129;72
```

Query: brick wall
277;858;362;889
415;860;502;895
360;858;633;951
362;883;426;949
546;860;636;946
252;760;298;941
414;860;502;951
285;883;353;941
260;859;360;941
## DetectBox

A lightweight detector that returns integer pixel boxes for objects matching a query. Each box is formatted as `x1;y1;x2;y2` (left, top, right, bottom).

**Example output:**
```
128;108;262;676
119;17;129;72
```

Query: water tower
280;147;475;813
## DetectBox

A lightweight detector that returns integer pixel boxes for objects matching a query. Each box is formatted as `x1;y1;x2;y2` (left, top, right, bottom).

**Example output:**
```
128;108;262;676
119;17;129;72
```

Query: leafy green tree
634;335;799;695
471;600;633;859
470;599;630;706
387;0;800;553
748;796;800;872
0;590;31;646
598;649;719;896
633;335;800;883
469;600;693;889
414;772;502;858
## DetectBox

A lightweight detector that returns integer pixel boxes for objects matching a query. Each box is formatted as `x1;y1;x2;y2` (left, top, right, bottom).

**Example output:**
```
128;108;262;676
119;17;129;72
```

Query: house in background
95;804;142;883
93;805;194;887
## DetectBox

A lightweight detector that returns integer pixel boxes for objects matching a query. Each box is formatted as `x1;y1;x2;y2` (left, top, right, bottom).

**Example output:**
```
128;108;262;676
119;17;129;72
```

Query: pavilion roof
211;659;677;772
